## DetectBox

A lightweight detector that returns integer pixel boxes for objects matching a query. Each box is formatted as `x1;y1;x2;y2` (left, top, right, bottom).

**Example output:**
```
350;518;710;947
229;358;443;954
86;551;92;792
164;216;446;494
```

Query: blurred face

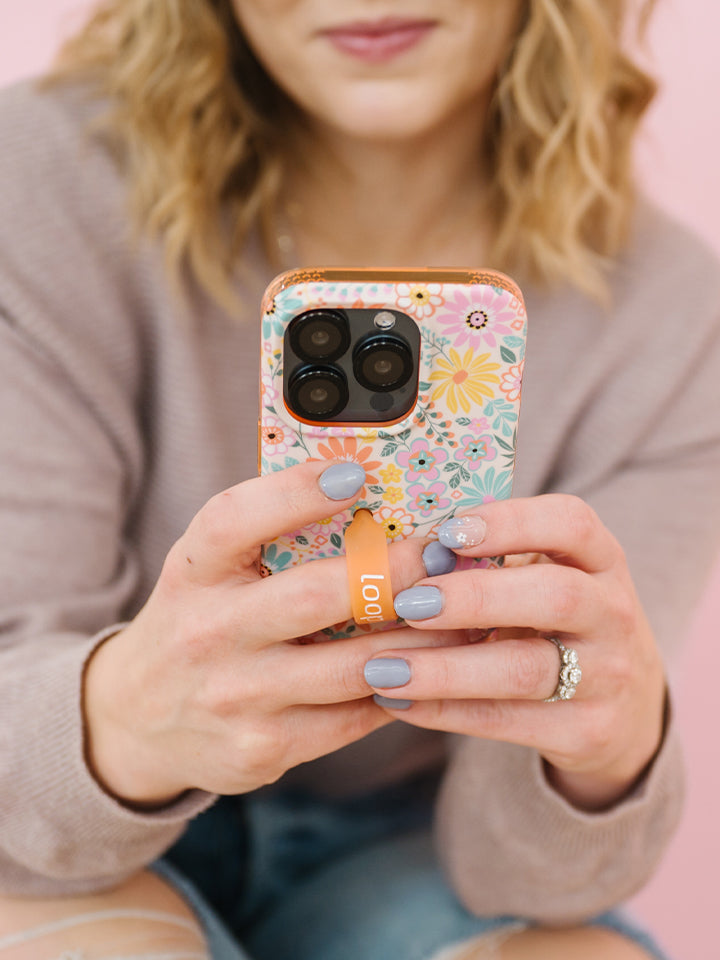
231;0;523;143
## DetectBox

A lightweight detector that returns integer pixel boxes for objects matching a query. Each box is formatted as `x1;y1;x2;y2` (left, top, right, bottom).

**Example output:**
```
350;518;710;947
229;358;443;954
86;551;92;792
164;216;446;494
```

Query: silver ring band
544;637;582;702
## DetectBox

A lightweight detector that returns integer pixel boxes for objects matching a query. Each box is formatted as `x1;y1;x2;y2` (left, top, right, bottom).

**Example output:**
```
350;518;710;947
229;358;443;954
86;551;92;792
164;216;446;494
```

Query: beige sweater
1;79;719;924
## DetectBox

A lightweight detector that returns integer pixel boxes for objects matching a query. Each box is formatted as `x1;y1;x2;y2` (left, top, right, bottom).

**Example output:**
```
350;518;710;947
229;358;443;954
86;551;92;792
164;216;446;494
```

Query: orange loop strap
345;509;395;624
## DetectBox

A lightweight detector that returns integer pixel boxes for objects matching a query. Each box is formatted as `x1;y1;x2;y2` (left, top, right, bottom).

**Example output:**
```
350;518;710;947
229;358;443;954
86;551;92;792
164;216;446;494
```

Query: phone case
258;268;527;638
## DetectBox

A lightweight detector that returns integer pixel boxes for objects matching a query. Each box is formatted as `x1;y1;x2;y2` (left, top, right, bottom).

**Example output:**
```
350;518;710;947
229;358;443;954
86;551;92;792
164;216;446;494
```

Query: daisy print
375;506;415;541
261;417;293;456
436;286;517;349
315;436;382;485
428;348;501;415
396;282;444;319
260;371;278;408
299;514;347;543
499;361;525;402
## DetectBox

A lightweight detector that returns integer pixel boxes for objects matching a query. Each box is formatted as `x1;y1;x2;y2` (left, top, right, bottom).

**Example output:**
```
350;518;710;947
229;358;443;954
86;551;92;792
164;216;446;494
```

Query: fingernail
364;658;411;689
438;515;487;549
318;462;366;500
373;694;413;711
422;540;457;577
394;585;443;621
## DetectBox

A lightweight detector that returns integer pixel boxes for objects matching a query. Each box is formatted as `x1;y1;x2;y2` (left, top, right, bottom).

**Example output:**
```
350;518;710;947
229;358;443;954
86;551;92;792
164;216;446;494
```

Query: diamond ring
543;637;583;702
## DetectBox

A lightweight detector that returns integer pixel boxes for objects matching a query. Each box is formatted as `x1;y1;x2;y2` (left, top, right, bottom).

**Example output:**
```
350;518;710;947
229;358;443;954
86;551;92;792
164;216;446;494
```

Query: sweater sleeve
433;207;720;922
0;82;215;895
435;722;684;925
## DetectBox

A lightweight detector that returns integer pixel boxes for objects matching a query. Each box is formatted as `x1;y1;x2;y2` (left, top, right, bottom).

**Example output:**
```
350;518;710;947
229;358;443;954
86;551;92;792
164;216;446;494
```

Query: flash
373;311;396;330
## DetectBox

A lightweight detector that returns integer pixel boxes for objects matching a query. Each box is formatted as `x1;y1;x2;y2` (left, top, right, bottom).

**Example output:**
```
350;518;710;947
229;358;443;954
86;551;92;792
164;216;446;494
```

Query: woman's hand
82;461;454;808
364;494;667;810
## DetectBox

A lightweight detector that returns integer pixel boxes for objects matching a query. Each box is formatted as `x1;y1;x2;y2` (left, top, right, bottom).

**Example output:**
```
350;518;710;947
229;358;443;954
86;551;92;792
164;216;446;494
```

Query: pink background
1;3;718;957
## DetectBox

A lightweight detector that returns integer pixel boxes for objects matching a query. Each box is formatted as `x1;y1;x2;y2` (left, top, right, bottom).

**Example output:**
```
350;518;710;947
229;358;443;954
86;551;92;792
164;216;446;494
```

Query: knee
0;868;208;958
429;924;658;960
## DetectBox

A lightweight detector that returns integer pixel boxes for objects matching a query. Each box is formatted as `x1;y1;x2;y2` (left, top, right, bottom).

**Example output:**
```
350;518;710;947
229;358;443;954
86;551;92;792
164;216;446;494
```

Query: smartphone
258;267;527;638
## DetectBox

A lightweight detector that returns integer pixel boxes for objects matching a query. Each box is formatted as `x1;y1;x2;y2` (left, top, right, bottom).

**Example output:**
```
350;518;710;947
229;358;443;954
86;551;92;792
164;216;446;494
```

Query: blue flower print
459;466;513;506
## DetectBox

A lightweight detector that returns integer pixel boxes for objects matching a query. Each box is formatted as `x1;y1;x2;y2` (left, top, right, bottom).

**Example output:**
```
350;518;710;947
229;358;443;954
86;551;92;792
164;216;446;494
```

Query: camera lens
288;310;350;362
287;364;349;420
353;334;413;392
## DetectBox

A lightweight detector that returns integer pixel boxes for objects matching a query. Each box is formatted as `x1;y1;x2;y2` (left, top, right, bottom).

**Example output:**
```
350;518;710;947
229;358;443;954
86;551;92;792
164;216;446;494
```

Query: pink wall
2;3;719;958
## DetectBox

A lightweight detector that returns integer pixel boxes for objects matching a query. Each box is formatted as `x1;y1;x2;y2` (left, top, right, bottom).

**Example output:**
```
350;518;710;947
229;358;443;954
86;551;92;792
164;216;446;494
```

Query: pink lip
320;18;437;63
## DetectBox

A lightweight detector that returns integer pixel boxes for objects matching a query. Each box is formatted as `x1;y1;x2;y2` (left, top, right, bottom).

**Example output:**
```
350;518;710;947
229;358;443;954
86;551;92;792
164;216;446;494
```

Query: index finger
438;494;624;575
179;461;366;582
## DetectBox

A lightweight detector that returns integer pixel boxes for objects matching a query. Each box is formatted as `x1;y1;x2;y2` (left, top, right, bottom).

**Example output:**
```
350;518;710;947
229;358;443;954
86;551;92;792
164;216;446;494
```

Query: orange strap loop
345;509;395;624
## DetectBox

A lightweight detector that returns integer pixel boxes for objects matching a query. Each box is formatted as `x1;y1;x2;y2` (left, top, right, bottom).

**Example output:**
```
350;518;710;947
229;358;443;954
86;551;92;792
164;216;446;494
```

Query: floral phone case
258;268;527;638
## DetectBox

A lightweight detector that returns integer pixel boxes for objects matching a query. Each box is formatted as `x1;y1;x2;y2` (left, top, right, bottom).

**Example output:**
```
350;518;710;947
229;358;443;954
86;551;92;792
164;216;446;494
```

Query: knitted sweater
1;79;719;923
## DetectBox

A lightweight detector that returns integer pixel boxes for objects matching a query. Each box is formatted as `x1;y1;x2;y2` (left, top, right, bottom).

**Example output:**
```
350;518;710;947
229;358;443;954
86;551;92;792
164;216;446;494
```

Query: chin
310;87;455;144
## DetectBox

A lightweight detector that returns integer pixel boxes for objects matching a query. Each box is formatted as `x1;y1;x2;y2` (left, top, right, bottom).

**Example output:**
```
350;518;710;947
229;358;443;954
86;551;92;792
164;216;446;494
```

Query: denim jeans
154;775;671;960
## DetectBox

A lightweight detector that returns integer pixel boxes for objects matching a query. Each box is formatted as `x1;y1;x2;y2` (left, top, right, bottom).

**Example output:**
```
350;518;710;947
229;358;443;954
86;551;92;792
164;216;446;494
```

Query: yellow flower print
428;348;501;414
379;463;403;484
384;486;403;505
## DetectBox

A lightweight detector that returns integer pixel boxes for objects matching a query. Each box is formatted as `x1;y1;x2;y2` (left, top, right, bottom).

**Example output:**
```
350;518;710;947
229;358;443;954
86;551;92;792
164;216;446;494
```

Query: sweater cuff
436;702;684;923
1;628;217;894
534;687;674;815
510;723;683;863
78;624;219;819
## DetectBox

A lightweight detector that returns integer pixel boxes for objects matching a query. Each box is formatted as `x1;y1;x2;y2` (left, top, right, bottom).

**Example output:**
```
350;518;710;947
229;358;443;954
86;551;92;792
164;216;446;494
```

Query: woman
0;1;718;958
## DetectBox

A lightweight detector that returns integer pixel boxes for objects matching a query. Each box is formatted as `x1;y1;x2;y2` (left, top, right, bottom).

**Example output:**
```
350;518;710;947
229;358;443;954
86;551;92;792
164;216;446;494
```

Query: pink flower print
302;514;346;542
396;282;444;319
396;438;447;481
436;286;517;349
499;361;524;402
468;416;490;434
456;434;497;470
375;506;415;541
261;417;292;456
407;481;451;517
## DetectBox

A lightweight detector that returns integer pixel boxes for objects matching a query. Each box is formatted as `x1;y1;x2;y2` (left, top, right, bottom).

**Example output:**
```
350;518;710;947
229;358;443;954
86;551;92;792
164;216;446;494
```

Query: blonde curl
46;0;657;312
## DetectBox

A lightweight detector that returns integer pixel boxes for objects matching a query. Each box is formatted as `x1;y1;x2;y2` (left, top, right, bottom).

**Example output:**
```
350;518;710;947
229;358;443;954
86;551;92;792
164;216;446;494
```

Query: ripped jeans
0;775;672;960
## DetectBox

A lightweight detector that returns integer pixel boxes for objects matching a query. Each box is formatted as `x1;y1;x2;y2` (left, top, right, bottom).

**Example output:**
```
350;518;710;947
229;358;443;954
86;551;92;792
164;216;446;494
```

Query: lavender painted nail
373;695;413;711
422;540;457;577
438;515;487;549
318;462;366;500
364;658;411;689
393;585;443;621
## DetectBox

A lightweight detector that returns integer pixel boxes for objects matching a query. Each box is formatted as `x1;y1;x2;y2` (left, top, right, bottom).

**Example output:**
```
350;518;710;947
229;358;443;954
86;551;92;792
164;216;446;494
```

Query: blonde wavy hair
48;0;657;310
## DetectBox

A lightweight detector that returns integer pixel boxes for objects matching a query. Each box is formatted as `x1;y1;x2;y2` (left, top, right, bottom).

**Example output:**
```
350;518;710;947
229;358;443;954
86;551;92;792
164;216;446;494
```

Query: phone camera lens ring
287;363;349;420
288;310;350;363
352;333;413;393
